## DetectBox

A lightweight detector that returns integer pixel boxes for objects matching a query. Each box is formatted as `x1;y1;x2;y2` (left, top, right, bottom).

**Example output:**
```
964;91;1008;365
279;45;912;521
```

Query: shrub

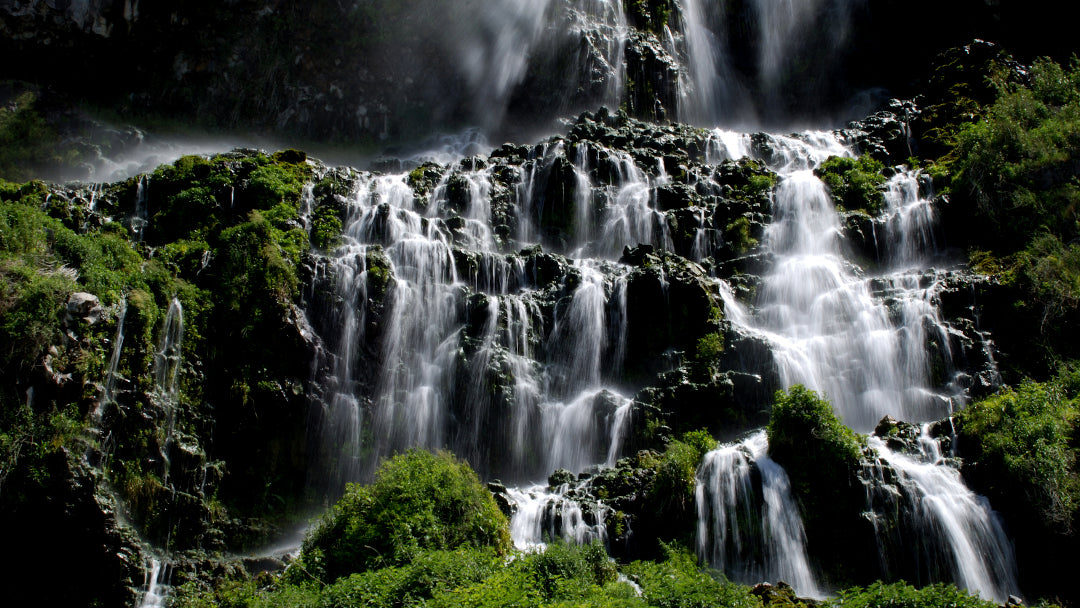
623;544;759;608
825;581;998;608
321;547;502;608
953;57;1080;253
300;449;511;582
955;376;1079;531
650;429;717;515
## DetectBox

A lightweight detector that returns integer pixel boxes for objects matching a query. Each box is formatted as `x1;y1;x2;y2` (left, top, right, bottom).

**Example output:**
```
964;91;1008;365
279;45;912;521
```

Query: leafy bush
650;429;717;516
825;581;997;608
767;385;862;474
300;449;511;582
955;376;1079;531
321;547;502;608
814;155;887;213
953;57;1080;252
623;544;759;608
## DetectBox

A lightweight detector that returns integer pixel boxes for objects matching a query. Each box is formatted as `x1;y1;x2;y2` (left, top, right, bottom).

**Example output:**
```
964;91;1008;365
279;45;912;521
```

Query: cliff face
2;0;1070;147
1;3;1079;606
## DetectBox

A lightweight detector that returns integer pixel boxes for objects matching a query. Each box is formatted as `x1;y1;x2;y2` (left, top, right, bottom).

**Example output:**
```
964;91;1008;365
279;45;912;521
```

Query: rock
64;291;103;326
548;468;575;487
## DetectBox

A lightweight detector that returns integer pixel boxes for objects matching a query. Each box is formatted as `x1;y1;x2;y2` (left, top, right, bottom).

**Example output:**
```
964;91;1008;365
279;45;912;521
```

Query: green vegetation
953;58;1080;252
814;155;887;214
724;216;758;254
0;87;77;182
766;386;869;585
955;372;1080;531
298;449;511;582
650;429;717;517
825;581;998;608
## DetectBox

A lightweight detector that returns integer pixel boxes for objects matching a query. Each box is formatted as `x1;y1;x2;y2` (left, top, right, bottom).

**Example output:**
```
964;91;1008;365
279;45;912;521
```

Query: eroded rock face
2;448;145;607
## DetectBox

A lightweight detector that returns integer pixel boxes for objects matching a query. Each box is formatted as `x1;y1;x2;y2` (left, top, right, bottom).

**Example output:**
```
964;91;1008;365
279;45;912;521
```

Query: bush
825;581;997;608
955;376;1079;531
623;544;759;608
953;57;1080;252
300;449;511;582
321;547;502;608
650;429;717;516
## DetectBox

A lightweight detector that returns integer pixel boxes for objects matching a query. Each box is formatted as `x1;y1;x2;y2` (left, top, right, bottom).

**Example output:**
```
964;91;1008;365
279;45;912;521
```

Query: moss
814;155;887;213
310;204;343;250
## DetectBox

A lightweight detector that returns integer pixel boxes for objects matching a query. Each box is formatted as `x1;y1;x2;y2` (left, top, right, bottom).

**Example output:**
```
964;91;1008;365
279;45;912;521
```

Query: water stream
696;430;820;597
865;428;1018;602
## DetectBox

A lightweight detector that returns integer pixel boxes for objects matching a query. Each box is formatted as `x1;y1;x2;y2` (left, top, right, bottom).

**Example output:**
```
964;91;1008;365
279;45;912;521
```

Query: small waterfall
137;558;171;608
508;482;609;551
724;134;958;430
879;168;939;268
152;297;184;482
695;430;821;597
133;175;149;242
865;427;1019;602
95;295;128;423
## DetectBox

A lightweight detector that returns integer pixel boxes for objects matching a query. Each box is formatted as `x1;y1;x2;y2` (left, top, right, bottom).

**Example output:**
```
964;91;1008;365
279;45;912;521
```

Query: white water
132;175;149;242
866;428;1019;602
137;558;170;608
508;482;610;551
696;430;820;597
714;134;961;431
152;297;184;483
95;295;128;423
311;157;639;487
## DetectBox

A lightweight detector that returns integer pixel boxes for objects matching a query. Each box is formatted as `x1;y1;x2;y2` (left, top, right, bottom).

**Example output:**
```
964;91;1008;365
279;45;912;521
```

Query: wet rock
63;291;104;326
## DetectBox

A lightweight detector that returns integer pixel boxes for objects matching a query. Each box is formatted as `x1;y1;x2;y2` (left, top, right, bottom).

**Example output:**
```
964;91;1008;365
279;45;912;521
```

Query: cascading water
95;295;128;423
864;427;1019;602
696;430;820;597
152;297;184;483
132;175;149;242
310;155;640;489
707;129;1017;597
508;481;610;551
137;558;170;608
717;134;960;430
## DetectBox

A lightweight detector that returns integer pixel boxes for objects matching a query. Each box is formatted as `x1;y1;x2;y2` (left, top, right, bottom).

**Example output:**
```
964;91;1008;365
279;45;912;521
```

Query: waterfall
708;130;1016;593
152;297;184;482
508;482;610;551
865;427;1019;602
132;175;149;242
95;295;127;423
137;558;170;608
721;134;960;430
696;430;821;597
673;0;859;125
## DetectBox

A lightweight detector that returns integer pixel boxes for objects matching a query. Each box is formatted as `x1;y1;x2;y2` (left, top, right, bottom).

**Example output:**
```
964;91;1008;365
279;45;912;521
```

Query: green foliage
1013;232;1080;333
310;204;344;250
321;547;502;608
766;385;865;569
650;429;717;515
955;375;1080;531
825;581;997;608
767;385;862;471
814;155;887;213
623;544;760;608
171;578;322;608
300;449;511;582
953;57;1080;252
724;216;758;254
693;332;724;364
0;88;80;182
